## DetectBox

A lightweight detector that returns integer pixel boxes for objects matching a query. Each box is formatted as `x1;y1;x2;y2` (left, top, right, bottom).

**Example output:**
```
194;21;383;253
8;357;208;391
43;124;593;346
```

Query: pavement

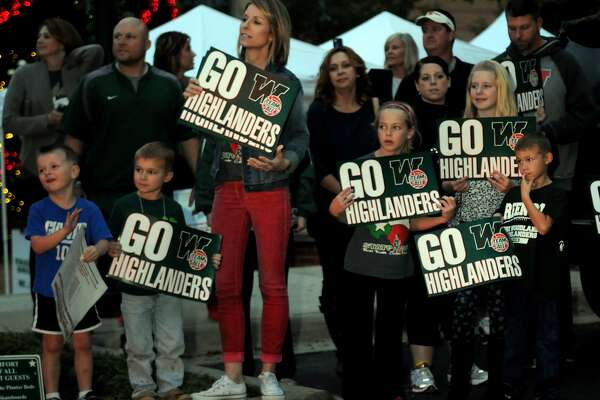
1;266;599;399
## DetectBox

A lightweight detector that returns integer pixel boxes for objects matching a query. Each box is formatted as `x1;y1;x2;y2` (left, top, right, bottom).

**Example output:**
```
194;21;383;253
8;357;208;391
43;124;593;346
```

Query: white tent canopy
470;11;553;54
318;11;497;68
146;5;327;99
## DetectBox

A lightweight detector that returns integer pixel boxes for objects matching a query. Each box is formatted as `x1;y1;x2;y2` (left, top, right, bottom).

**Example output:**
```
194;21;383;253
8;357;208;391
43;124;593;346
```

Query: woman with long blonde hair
186;1;308;398
445;59;517;400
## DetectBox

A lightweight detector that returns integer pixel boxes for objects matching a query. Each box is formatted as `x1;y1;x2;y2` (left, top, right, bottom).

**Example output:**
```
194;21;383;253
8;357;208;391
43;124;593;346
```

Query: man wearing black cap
397;9;473;111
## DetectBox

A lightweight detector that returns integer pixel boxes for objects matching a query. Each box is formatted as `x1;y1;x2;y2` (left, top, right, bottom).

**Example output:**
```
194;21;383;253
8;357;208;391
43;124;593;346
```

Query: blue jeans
504;286;560;399
121;293;185;398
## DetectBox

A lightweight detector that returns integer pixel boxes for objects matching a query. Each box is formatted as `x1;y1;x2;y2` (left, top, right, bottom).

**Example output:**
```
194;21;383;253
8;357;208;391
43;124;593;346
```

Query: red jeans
211;181;291;363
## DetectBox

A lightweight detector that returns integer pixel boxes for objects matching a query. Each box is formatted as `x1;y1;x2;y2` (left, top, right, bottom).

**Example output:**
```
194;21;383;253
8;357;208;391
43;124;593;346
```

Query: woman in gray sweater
3;17;103;190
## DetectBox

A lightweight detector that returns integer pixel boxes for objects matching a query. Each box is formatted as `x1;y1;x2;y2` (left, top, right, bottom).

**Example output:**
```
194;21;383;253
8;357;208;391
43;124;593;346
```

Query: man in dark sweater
496;0;597;375
397;9;473;111
62;17;199;218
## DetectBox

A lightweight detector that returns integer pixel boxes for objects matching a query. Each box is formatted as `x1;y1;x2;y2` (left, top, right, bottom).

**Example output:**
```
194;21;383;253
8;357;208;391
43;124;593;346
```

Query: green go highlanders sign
437;116;536;180
498;57;546;115
415;217;522;296
338;152;441;225
0;355;43;400
107;213;221;302
179;47;301;155
591;180;600;235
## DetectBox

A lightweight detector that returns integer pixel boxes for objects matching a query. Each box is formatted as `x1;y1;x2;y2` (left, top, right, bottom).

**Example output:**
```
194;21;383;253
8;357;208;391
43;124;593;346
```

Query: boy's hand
438;195;457;222
535;105;546;124
212;253;222;270
81;245;100;263
183;79;203;99
521;177;533;198
488;171;513;193
62;208;82;235
442;177;469;193
108;241;122;258
247;145;290;172
329;187;354;218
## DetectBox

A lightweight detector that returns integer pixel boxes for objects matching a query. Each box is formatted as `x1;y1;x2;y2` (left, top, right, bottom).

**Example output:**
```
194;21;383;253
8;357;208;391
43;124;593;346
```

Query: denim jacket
208;64;309;191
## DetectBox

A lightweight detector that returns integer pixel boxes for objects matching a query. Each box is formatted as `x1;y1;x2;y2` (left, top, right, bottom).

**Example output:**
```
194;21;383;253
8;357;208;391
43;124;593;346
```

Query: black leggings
341;271;409;400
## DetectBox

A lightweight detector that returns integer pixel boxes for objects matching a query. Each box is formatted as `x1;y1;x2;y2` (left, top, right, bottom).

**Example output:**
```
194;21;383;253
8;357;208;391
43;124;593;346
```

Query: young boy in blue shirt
498;134;568;400
26;144;112;400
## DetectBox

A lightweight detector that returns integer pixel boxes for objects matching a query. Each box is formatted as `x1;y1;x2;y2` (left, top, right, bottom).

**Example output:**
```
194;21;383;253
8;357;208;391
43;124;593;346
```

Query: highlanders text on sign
416;218;522;296
339;153;441;225
179;48;300;155
438;117;536;180
107;213;220;302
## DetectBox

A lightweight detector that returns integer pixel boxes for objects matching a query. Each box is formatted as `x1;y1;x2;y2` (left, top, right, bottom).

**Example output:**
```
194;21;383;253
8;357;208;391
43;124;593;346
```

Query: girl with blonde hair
445;59;517;400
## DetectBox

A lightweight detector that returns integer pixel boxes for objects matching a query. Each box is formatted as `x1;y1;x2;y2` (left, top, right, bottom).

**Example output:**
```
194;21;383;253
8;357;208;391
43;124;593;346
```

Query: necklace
138;195;167;219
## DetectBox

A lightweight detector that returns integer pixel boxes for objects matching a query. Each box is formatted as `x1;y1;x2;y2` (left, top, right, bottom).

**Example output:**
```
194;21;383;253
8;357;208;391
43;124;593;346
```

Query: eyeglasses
516;156;537;166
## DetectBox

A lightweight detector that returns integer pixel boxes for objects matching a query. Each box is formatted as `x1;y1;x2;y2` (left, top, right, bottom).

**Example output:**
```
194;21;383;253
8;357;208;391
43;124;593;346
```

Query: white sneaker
191;375;247;399
410;366;438;393
470;364;489;386
258;371;285;399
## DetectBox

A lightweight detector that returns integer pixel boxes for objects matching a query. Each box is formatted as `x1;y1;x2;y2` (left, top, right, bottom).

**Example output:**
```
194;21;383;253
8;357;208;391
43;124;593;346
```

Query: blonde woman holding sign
186;1;308;398
445;60;517;400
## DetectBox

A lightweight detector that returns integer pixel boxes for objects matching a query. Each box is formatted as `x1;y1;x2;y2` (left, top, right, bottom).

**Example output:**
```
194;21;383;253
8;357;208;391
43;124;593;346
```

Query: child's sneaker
470;364;489;385
134;391;157;400
191;375;247;399
410;366;438;393
258;371;285;399
80;392;101;400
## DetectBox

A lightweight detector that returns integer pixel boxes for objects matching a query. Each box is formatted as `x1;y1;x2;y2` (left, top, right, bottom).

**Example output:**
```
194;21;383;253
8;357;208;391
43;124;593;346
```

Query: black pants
448;285;506;400
242;231;296;379
504;286;560;400
341;271;409;400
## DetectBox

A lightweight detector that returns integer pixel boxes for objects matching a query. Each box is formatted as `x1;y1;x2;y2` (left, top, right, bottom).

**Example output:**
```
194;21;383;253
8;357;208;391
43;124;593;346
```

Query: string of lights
0;0;32;25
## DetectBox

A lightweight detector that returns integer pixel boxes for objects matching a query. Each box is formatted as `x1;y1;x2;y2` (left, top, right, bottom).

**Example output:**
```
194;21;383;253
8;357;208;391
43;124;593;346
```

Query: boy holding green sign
498;134;567;400
107;142;221;400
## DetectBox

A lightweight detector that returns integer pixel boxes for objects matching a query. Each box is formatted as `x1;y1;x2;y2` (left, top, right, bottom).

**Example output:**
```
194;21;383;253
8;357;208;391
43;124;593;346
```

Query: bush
0;332;215;399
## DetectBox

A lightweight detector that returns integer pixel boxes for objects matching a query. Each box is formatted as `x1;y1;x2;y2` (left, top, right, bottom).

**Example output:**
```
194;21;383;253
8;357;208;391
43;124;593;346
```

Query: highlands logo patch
490;232;510;253
188;249;208;271
408;169;428;189
261;95;282;116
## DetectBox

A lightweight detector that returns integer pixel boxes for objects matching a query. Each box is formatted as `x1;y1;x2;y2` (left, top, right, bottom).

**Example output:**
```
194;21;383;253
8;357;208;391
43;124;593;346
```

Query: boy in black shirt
498;134;567;400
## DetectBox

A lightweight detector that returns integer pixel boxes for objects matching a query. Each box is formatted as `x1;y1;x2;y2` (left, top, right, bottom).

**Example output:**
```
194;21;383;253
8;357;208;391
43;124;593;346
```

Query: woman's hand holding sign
488;170;514;193
183;79;204;99
438;195;457;223
247;144;291;172
329;187;355;219
442;177;469;193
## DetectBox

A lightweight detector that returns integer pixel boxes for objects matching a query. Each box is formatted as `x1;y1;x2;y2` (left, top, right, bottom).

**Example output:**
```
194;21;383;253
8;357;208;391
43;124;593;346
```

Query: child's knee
43;335;64;354
72;332;92;353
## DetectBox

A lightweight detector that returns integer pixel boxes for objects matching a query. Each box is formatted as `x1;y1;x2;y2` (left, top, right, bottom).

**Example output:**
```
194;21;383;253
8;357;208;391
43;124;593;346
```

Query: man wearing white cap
397;9;473;111
414;9;473;110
